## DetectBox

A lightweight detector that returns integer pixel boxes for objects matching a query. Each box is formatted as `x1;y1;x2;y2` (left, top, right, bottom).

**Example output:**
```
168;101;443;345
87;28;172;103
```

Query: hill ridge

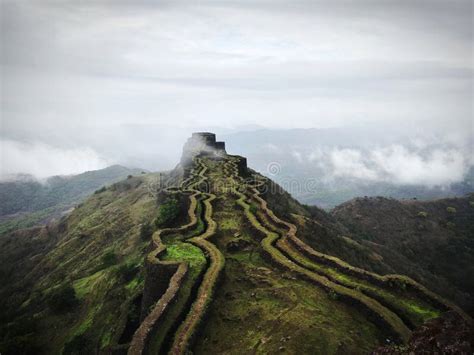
126;148;470;354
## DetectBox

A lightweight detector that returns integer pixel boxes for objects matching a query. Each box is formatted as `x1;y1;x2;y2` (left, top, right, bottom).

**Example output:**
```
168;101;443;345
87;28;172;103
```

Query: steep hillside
0;172;173;354
0;165;146;235
330;195;474;312
1;133;471;354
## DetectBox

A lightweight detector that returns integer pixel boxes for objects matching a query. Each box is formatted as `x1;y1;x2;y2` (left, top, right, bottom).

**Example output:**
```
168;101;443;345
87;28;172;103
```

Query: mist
0;139;109;180
322;145;468;186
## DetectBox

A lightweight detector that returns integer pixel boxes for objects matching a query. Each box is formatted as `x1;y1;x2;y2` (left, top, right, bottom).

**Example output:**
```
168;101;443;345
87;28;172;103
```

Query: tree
140;222;153;241
48;285;79;313
101;251;118;268
117;262;139;282
155;198;180;228
446;206;457;214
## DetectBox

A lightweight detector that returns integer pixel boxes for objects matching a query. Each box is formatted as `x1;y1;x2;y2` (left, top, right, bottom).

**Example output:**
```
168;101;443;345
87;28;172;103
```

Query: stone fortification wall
181;132;227;166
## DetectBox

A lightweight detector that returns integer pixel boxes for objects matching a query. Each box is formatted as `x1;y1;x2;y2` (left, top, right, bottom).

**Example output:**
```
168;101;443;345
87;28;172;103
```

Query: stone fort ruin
180;132;227;165
180;132;248;176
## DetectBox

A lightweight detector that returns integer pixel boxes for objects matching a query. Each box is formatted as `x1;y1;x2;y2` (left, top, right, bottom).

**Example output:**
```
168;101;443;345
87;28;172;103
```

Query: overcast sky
1;0;472;178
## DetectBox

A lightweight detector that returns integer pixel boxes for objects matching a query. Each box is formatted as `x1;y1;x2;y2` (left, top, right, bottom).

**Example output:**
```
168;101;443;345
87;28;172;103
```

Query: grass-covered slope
330;195;474;312
0;174;162;354
0;165;146;235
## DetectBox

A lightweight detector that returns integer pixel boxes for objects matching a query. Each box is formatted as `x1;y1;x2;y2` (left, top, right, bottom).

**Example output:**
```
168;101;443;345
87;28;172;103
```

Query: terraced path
129;158;224;355
129;155;471;354
223;156;470;341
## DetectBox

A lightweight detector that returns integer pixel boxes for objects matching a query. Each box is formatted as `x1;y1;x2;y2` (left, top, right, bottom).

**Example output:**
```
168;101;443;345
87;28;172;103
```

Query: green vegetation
446;206;457;214
116;262;140;282
0;165;145;235
195;169;383;354
171;193;225;353
164;243;206;272
249;203;258;215
0;206;57;235
139;221;153;241
63;333;93;354
330;195;474;311
101;251;118;268
48;285;79;313
0;171;156;354
73;271;105;299
155;198;180;227
94;186;107;194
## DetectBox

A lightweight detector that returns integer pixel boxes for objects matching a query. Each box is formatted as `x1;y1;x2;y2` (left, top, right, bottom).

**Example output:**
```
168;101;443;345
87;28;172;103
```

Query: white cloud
330;149;379;181
371;145;468;186
325;144;470;186
0;139;110;179
1;1;472;134
263;143;281;152
292;150;303;163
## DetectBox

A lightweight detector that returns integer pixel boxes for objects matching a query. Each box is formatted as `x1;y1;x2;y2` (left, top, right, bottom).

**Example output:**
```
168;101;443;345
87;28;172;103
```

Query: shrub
140;222;153;241
48;285;79;313
328;289;338;300
63;333;93;354
117;262;139;282
446;206;457;214
417;211;428;218
249;203;258;215
155;198;180;228
102;251;118;268
1;334;42;355
94;186;107;194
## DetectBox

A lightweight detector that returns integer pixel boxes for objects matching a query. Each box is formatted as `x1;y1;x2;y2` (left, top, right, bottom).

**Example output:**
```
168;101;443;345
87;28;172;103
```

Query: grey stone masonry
181;132;227;166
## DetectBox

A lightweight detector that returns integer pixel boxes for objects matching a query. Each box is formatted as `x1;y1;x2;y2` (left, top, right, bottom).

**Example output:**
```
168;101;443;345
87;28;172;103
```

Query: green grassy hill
330;195;474;312
0;165;146;235
0;135;472;354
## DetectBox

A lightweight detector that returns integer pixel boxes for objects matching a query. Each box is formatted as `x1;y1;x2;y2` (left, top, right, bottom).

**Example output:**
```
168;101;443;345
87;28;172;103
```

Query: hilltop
0;133;472;354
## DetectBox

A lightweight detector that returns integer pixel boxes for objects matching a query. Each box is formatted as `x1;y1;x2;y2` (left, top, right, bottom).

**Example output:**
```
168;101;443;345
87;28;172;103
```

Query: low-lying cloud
323;145;470;186
0;139;110;180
